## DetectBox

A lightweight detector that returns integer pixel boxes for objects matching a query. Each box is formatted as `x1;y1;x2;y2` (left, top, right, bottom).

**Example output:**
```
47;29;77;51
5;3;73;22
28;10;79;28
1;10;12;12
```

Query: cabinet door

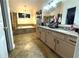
56;39;75;58
36;27;41;38
40;28;46;43
46;30;56;50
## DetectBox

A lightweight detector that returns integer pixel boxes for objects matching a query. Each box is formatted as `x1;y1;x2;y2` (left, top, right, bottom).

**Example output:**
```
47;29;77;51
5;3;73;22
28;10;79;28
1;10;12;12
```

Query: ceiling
9;0;50;11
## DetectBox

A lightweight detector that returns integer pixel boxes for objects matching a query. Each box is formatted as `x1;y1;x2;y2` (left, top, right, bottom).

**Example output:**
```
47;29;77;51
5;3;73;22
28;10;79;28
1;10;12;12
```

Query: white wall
62;0;79;25
74;0;79;25
74;34;79;58
16;9;36;25
9;0;37;25
73;1;79;57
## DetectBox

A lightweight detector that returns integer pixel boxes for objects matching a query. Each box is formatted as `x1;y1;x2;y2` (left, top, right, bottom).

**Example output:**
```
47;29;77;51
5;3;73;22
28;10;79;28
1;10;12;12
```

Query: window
66;7;76;25
18;13;30;18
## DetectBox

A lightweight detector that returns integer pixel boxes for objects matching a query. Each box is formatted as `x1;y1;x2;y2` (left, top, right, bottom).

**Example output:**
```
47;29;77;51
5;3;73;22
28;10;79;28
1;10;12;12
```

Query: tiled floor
9;33;60;58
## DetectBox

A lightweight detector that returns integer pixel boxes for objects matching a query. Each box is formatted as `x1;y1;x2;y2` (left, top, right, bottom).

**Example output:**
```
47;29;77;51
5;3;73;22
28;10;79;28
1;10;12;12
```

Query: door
0;2;8;58
11;13;17;31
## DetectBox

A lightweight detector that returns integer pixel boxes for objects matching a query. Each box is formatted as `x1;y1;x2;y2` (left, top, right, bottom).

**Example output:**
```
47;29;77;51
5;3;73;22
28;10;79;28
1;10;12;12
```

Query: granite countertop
39;26;78;37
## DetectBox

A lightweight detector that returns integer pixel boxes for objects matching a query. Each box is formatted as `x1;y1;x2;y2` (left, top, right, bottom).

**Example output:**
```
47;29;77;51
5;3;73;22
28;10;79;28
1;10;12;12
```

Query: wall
9;1;37;25
74;35;79;58
62;0;79;25
73;1;79;57
16;6;36;25
74;0;79;25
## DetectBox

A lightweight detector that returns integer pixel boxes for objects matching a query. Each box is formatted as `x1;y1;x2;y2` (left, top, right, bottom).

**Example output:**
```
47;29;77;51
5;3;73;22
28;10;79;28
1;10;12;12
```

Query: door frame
1;0;15;51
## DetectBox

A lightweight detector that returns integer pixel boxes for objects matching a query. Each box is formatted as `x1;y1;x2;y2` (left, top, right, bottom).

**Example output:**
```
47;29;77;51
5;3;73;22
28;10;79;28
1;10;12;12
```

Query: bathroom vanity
36;26;78;58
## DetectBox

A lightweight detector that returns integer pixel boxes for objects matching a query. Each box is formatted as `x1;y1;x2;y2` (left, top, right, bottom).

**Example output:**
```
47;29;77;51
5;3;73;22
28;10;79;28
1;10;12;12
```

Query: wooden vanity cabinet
36;27;77;58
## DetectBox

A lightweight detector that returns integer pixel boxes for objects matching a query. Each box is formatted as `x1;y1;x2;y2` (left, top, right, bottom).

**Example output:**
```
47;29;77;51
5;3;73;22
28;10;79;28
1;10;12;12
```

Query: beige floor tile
9;33;60;58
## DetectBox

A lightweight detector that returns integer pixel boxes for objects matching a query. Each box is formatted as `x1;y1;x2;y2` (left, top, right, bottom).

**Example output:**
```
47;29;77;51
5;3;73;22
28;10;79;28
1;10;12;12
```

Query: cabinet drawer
54;32;65;40
64;35;77;46
55;32;77;46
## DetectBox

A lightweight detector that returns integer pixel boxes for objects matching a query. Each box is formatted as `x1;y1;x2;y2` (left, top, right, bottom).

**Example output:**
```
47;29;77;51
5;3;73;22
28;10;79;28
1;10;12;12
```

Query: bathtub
17;26;36;29
14;26;36;35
